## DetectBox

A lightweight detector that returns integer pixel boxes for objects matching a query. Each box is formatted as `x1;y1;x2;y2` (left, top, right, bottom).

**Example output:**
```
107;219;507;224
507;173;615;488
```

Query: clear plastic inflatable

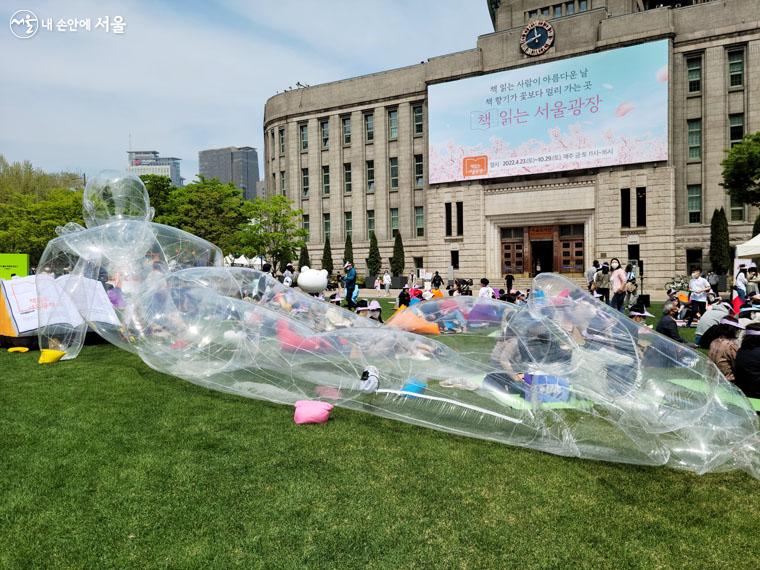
36;171;760;478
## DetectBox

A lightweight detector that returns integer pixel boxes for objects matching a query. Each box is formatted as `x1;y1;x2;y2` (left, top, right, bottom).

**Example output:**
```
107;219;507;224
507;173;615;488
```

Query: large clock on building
519;20;555;56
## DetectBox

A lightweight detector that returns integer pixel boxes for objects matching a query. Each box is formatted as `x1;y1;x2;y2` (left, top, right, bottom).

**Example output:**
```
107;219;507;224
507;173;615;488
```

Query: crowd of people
258;257;760;399
584;258;639;310
648;264;760;398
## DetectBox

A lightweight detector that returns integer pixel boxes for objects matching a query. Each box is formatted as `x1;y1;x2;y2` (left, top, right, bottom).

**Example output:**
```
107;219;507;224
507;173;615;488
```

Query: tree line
1;131;758;273
0;157;307;269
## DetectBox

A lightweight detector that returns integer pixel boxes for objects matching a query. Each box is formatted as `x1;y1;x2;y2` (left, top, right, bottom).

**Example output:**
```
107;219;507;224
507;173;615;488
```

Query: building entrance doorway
531;240;553;275
499;224;584;276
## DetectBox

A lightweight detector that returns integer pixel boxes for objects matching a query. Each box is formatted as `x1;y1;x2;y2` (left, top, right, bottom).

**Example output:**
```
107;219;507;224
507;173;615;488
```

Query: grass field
2;298;754;569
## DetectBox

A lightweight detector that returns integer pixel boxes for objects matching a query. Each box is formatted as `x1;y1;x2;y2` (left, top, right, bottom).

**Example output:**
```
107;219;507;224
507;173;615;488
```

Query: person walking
609;258;627;311
343;261;357;310
505;272;514;293
593;263;611;305
382;270;391;297
431;271;444;290
686;266;711;327
586;260;599;292
623;263;638;308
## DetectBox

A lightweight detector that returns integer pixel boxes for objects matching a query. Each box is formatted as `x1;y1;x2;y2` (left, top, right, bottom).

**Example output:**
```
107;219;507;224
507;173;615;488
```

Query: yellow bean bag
38;349;66;364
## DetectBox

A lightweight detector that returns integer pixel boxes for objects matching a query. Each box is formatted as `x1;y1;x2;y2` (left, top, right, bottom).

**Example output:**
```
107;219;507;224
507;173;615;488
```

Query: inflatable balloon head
297;266;329;294
83;170;152;228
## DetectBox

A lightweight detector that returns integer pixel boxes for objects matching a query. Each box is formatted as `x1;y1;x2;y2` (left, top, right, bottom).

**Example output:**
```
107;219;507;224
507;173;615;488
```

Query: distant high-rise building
198;146;260;200
127;150;183;187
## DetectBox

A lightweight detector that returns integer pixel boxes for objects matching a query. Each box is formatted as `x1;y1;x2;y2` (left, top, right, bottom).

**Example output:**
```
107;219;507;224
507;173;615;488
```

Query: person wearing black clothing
655;302;684;343
734;323;760;399
505;273;514;292
431;271;444;289
397;286;411;308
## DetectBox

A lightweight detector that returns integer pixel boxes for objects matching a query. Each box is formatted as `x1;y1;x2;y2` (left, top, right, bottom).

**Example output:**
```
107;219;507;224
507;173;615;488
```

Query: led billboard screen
428;40;669;184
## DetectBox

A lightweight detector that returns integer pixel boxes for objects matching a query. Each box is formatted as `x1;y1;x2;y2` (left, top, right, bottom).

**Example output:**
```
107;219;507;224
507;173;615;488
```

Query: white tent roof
234;255;249;266
736;234;760;258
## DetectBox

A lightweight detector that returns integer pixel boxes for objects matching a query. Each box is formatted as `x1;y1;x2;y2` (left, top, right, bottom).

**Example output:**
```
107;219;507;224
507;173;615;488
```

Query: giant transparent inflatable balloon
36;171;760;479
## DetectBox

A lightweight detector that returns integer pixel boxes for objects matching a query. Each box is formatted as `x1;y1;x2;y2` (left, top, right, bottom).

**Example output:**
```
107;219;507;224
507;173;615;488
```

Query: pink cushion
293;400;334;425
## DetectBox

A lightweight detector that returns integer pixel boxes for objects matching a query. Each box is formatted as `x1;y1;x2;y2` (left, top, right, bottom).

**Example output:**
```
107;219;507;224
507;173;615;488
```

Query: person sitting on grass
397;284;411;309
628;304;653;326
655;301;684;343
733;323;760;399
695;297;732;345
366;300;383;323
704;316;743;382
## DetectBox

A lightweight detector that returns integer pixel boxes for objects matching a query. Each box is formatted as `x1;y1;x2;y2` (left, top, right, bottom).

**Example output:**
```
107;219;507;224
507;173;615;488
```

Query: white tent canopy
250;255;265;270
736;234;760;258
234;255;249;266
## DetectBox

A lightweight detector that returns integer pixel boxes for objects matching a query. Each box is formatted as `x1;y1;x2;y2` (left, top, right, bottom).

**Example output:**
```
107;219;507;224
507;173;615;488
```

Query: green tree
721;131;760;206
157;176;247;252
343;233;353;265
367;231;381;277
0;156;85;266
236;195;307;270
0;154;82;202
322;236;334;274
139;174;173;219
709;207;731;275
0;188;84;265
391;232;405;276
298;245;311;269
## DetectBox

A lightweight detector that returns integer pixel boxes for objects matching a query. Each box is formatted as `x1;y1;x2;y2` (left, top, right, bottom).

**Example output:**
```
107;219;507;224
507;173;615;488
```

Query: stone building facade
263;0;759;294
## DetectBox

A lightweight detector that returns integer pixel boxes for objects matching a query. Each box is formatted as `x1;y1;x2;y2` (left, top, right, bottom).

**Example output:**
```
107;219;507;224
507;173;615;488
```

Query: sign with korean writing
0;253;28;280
428;40;669;184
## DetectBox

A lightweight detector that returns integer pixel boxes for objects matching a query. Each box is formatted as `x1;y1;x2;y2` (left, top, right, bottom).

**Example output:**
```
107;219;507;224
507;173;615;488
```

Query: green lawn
2;339;759;568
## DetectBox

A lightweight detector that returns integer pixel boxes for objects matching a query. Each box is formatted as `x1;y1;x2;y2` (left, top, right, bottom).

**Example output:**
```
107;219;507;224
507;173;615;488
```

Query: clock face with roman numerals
520;20;555;57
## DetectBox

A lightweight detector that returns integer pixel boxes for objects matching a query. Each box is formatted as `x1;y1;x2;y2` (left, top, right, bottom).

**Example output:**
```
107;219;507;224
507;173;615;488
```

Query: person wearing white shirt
382;270;392;297
478;277;495;299
687;267;711;327
735;267;748;302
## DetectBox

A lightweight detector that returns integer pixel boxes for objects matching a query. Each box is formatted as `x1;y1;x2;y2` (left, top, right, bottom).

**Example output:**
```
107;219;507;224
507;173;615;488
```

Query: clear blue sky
2;0;493;182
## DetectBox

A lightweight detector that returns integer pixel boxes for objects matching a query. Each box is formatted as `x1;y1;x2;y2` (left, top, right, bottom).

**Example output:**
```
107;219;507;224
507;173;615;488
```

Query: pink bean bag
294;400;334;425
